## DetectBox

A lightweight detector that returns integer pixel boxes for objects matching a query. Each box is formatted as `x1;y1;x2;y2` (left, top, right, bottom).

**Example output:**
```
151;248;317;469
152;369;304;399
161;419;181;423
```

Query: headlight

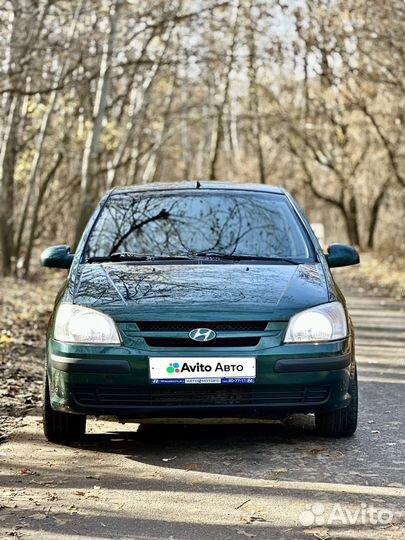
284;302;347;343
54;304;121;344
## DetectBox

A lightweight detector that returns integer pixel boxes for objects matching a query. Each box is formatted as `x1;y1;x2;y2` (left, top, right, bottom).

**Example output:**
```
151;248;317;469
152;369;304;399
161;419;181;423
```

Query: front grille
73;384;330;408
136;321;268;332
144;337;260;348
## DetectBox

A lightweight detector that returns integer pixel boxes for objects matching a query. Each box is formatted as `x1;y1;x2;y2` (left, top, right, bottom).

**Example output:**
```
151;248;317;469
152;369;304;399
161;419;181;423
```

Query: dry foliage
0;273;60;437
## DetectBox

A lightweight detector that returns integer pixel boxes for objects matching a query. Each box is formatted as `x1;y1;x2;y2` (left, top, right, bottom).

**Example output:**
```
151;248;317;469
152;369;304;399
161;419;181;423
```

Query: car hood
69;262;330;321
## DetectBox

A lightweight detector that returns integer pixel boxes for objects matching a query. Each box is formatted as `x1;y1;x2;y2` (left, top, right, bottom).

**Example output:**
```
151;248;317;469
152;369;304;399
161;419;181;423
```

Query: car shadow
83;414;314;452
70;414;361;483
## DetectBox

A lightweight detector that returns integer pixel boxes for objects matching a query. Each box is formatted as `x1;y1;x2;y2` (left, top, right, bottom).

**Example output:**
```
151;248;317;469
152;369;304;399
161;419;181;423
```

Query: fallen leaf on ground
381;528;404;537
183;463;199;471
241;510;268;524
20;468;37;476
308;528;331;540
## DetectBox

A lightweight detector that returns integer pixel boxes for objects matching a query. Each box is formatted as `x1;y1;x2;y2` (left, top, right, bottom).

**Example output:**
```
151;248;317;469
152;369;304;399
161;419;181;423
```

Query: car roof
110;181;286;196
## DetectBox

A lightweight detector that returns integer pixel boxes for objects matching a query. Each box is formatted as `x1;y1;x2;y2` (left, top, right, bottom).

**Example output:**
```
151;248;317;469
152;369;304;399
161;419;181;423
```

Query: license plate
149;357;256;384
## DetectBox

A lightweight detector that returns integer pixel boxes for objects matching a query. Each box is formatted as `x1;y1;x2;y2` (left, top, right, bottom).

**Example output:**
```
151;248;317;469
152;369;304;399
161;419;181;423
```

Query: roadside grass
333;252;405;300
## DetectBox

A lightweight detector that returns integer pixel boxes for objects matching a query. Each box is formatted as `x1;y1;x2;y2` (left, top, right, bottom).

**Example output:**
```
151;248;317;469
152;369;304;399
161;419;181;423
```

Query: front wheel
315;369;358;437
43;372;86;444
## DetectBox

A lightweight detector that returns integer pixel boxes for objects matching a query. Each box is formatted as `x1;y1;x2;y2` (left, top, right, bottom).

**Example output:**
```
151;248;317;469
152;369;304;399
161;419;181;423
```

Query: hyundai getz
41;182;360;443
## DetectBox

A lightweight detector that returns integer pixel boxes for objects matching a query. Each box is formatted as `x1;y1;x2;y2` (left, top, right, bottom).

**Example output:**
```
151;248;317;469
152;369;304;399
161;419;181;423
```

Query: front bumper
47;339;354;419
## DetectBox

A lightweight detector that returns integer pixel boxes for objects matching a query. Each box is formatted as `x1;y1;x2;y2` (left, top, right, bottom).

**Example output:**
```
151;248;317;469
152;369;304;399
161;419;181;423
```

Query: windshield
85;190;315;262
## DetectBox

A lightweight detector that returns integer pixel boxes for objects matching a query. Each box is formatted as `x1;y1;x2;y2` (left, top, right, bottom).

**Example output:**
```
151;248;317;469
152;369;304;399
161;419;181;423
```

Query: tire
315;368;358;437
43;371;86;444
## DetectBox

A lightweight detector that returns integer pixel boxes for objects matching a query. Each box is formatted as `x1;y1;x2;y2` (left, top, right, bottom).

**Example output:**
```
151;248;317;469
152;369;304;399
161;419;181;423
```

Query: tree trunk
0;95;20;275
208;0;240;181
145;65;178;184
181;53;192;179
367;180;390;249
343;195;361;247
247;0;265;184
75;0;121;246
106;27;170;189
0;0;43;275
22;153;64;277
15;0;84;263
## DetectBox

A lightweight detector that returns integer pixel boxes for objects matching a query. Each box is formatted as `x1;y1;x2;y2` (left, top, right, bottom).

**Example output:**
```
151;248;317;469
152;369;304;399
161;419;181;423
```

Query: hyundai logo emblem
189;328;217;342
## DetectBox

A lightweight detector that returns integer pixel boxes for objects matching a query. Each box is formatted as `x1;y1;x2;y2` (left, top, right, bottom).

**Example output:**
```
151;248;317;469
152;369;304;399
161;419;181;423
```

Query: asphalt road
1;290;404;540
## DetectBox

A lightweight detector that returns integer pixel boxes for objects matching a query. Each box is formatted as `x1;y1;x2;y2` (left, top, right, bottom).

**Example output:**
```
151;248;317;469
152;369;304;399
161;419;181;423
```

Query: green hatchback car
41;182;360;443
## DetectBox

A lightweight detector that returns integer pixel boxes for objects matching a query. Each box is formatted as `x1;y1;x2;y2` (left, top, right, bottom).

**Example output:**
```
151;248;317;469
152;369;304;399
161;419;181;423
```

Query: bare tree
245;0;265;184
15;0;85;262
0;0;403;275
75;0;123;246
208;0;240;180
0;0;49;275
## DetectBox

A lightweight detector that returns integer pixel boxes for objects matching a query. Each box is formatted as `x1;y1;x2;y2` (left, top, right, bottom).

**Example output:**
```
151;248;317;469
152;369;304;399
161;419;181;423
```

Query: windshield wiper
88;251;303;264
187;251;302;264
87;252;193;263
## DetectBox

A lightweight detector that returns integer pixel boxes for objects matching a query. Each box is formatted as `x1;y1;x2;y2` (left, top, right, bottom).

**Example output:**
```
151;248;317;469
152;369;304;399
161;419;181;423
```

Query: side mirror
40;245;74;269
326;243;360;268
